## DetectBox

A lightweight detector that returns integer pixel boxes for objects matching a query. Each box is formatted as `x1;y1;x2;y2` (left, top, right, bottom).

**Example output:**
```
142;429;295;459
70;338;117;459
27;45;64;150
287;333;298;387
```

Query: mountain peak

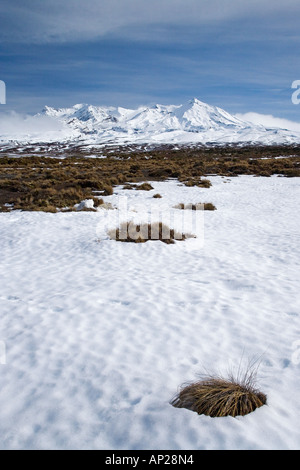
189;97;206;106
13;98;300;146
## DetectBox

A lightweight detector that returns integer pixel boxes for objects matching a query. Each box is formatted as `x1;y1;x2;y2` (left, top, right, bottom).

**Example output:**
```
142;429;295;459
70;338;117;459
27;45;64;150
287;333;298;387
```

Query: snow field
0;175;299;449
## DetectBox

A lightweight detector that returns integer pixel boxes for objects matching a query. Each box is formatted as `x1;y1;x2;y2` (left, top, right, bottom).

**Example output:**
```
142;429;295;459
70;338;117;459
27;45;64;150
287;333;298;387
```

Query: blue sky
0;0;300;121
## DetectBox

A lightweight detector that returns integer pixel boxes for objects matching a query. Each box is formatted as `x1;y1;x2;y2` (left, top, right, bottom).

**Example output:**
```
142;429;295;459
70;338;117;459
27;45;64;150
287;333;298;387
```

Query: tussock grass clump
122;182;154;191
170;369;267;418
92;197;104;207
102;185;114;196
175;202;216;211
202;202;216;211
196;178;212;188
181;178;212;188
108;221;195;244
136;182;154;191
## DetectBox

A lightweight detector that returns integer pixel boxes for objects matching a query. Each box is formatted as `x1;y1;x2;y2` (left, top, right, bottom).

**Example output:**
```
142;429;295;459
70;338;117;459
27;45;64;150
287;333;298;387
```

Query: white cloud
236;112;300;132
0;111;75;140
0;111;61;133
2;0;300;43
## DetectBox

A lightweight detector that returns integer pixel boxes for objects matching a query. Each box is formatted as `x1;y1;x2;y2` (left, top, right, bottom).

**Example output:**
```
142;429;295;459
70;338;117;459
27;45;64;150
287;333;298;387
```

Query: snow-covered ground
0;175;299;450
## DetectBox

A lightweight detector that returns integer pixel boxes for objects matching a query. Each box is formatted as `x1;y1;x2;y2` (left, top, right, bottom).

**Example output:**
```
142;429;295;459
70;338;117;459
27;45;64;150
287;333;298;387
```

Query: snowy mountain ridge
1;98;300;146
41;98;261;135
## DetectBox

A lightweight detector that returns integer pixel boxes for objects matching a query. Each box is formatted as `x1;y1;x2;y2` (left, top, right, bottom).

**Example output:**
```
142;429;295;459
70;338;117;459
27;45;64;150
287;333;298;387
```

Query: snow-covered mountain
1;98;300;146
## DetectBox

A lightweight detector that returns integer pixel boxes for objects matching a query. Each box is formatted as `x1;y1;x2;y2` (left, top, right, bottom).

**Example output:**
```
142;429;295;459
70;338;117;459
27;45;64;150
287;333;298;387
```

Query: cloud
1;0;300;43
0;111;75;140
236;112;300;132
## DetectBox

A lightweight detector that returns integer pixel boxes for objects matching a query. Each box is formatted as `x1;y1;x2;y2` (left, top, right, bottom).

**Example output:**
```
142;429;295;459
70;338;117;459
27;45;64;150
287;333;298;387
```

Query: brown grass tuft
181;178;212;188
202;202;216;211
136;182;154;191
170;369;267;418
92;197;104;207
102;185;114;196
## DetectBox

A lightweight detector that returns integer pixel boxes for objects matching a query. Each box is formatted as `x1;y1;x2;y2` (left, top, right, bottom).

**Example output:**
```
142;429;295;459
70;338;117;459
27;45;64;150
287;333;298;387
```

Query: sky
0;0;300;125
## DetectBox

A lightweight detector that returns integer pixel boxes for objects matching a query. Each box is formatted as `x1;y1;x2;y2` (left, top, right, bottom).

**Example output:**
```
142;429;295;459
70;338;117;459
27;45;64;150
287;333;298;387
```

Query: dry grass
108;221;195;244
170;366;267;418
92;197;104;207
102;185;114;196
135;182;154;191
122;182;154;191
181;178;212;188
0;144;299;211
